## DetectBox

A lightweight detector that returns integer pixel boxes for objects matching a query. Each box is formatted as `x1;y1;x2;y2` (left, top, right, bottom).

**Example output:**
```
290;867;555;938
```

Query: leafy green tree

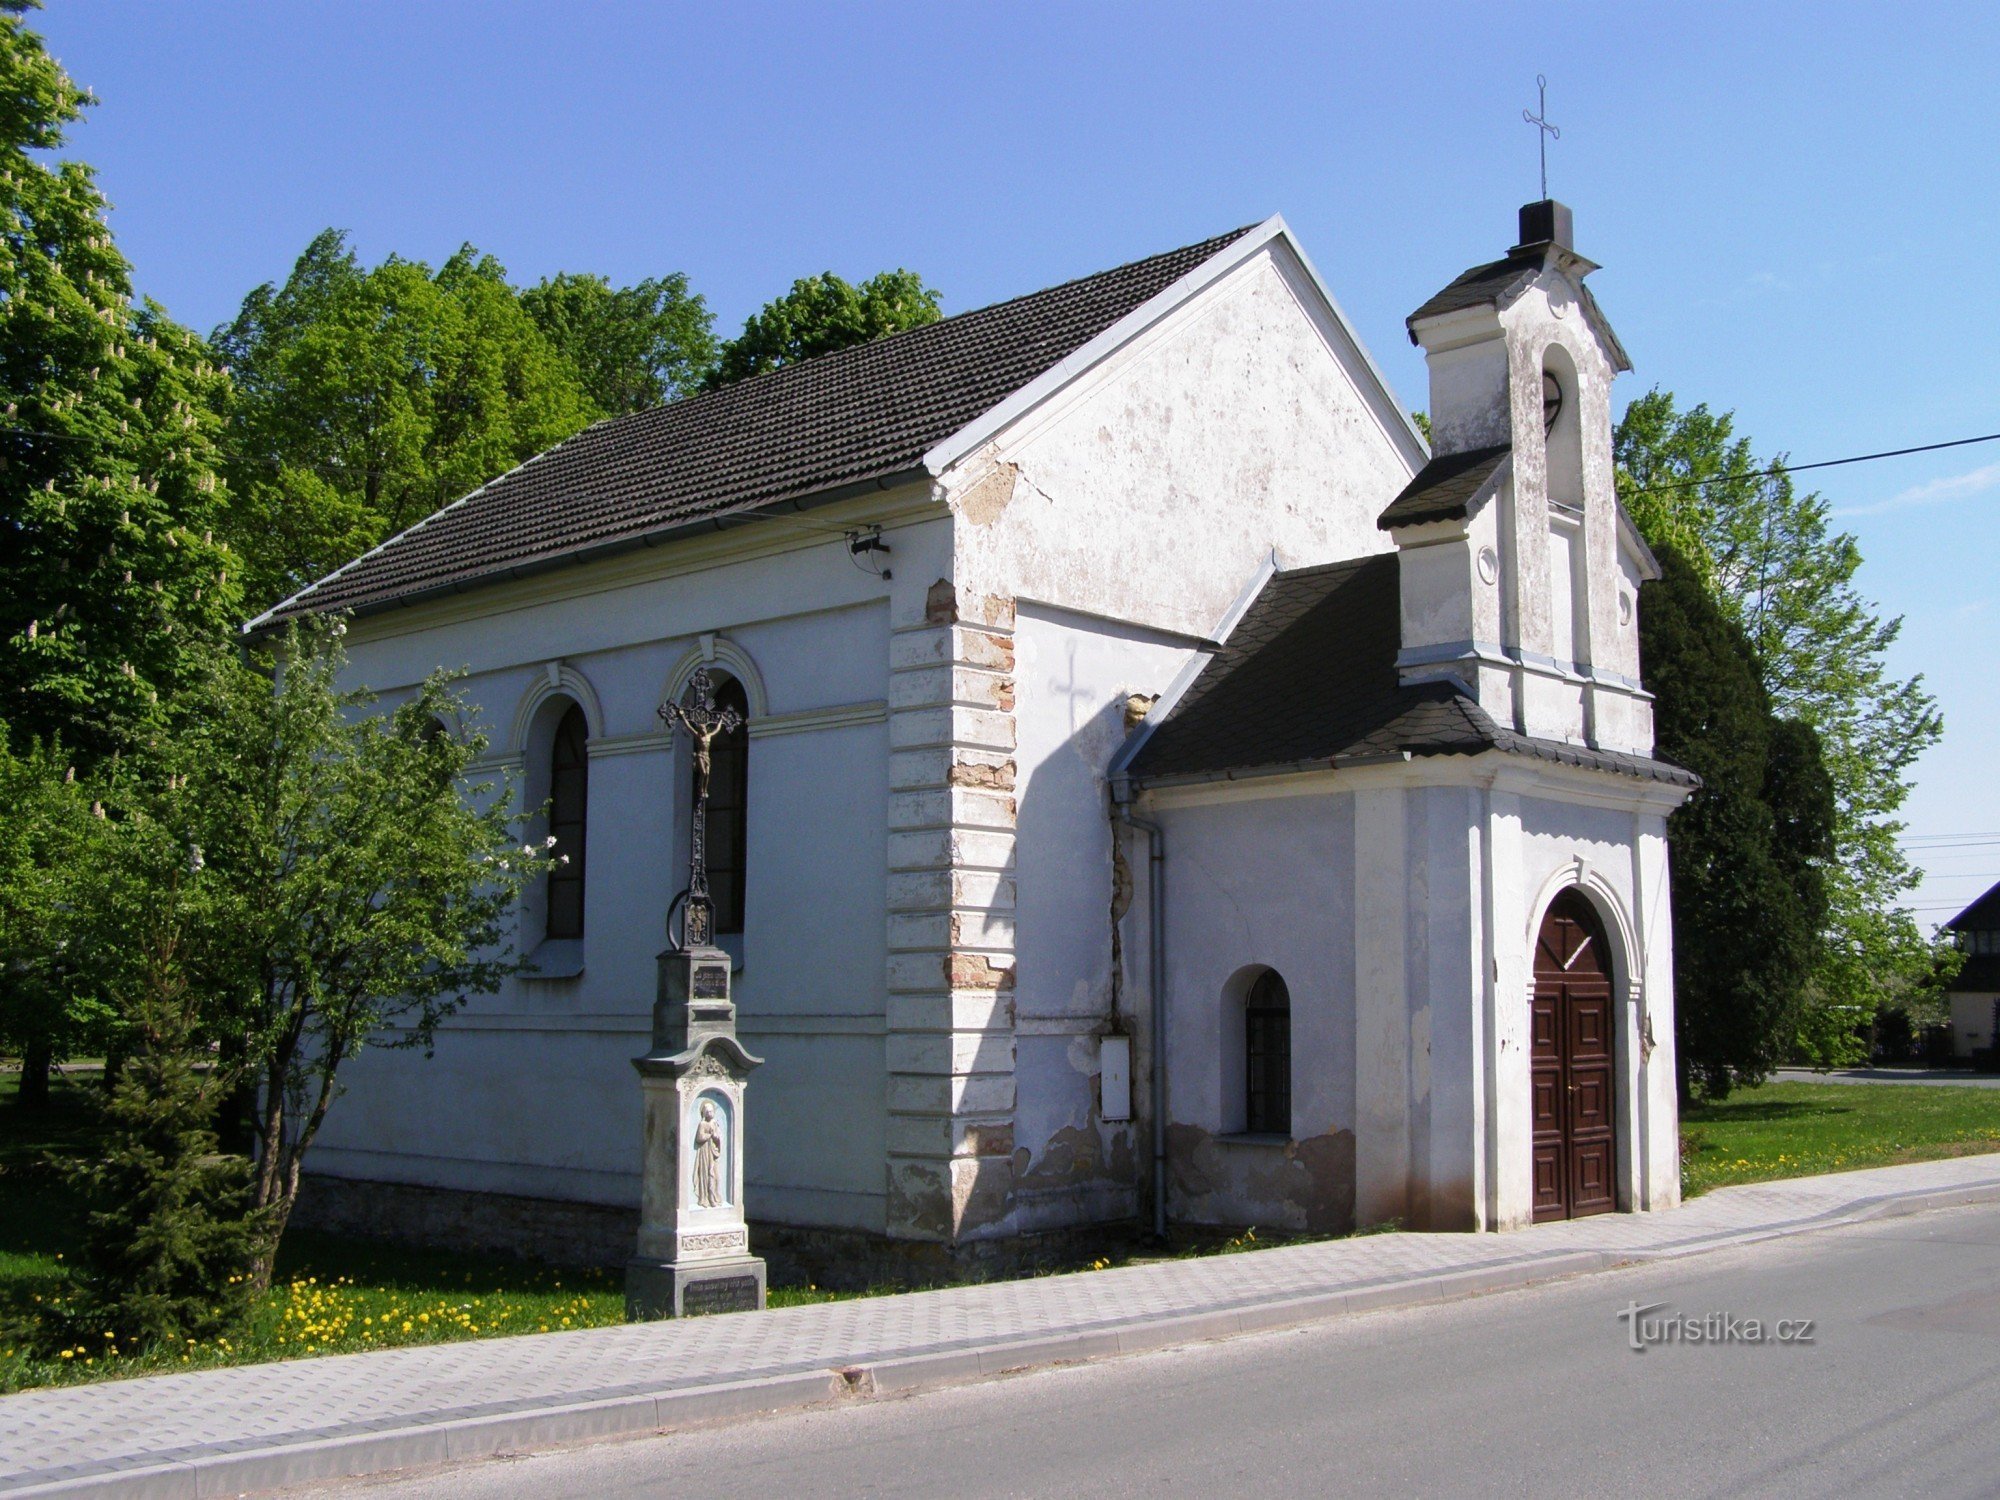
0;731;105;1108
1617;390;1941;1020
519;271;715;415
166;622;548;1281
1642;545;1837;1097
213;234;599;611
0;2;241;764
707;268;941;388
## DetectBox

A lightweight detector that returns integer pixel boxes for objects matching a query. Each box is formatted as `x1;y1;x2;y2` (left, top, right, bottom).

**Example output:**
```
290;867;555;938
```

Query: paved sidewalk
5;1155;2000;1499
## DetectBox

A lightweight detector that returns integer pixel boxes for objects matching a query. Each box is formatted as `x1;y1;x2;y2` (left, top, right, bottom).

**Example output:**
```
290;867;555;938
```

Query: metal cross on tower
659;665;743;949
1522;74;1560;201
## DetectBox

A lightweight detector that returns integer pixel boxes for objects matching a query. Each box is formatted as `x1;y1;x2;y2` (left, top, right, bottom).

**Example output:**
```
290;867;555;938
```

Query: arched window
1244;970;1292;1136
545;703;588;940
700;676;750;936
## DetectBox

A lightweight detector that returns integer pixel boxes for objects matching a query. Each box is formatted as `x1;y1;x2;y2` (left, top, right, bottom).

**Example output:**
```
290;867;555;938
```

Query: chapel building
260;201;1694;1268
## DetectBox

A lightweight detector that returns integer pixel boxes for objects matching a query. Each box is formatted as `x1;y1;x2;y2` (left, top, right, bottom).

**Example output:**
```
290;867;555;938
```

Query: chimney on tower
1514;199;1573;253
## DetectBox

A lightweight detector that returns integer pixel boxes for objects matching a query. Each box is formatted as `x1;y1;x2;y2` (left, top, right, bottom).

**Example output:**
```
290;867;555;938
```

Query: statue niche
692;1096;728;1209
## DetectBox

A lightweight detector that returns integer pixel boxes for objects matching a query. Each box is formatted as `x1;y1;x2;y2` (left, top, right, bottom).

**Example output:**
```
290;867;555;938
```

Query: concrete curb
9;1178;1999;1499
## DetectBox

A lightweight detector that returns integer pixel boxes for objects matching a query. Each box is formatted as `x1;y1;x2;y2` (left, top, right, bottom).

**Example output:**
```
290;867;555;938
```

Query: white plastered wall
923;236;1421;1235
948;238;1419;639
1142;758;1681;1236
1007;604;1193;1229
310;498;944;1236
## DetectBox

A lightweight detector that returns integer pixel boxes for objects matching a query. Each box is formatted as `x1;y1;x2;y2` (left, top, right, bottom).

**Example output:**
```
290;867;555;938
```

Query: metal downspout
1114;791;1169;1240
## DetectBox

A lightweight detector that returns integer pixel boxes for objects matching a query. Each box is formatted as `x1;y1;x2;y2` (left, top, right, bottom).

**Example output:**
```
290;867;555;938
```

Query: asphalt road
303;1201;2000;1500
1771;1067;2000;1088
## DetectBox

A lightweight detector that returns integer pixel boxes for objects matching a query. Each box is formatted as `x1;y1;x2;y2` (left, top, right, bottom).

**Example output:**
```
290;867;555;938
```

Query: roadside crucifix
626;662;765;1320
659;664;744;949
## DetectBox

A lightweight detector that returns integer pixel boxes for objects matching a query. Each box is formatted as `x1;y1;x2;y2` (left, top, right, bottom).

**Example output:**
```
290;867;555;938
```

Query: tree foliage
1617;390;1941;1022
61;802;262;1349
519;270;715;416
212;233;600;611
0;1;240;764
161;622;547;1280
1642;545;1837;1096
707;267;941;388
0;730;104;1106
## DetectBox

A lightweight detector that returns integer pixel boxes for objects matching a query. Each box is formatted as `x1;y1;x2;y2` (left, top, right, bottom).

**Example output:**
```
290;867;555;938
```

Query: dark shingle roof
261;225;1260;625
1126;553;1695;788
1407;250;1545;330
1377;444;1511;529
1406;244;1632;372
1948;881;2000;934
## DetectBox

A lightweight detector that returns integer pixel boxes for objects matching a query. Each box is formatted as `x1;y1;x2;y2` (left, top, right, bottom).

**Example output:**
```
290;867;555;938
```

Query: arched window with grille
1244;969;1292;1136
545;703;588;940
700;675;750;936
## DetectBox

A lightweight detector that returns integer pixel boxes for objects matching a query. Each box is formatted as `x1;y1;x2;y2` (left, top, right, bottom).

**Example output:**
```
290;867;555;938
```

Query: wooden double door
1531;891;1618;1222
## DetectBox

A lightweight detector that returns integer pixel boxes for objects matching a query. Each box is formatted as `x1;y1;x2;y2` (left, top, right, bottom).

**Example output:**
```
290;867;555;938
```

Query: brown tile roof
1125;553;1695;787
257;225;1260;627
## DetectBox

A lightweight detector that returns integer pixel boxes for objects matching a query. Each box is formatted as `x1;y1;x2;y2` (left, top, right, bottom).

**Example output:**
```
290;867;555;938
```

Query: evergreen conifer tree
1642;545;1837;1095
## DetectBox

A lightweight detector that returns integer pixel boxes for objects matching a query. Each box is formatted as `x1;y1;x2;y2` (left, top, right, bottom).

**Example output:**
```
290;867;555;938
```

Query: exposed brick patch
949;756;1017;790
955;462;1017;527
925;579;958;625
949;953;1016;991
960;1123;1015;1157
961;630;1016;672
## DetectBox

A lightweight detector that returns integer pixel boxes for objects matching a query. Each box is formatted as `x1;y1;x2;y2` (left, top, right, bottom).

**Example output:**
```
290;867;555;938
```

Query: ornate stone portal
625;667;768;1319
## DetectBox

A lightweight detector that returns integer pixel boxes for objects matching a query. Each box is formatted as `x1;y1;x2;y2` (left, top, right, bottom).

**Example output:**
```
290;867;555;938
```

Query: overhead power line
1631;431;2000;493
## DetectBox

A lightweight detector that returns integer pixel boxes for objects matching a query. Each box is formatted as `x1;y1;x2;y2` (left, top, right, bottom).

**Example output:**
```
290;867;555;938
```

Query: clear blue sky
35;1;2000;926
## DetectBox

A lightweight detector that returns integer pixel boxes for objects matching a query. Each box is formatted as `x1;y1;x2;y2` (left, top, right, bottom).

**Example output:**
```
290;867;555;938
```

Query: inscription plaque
692;964;730;1000
683;1275;760;1316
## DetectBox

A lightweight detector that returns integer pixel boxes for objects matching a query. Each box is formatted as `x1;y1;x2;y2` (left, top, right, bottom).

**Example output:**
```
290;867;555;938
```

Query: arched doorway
1531;890;1617;1221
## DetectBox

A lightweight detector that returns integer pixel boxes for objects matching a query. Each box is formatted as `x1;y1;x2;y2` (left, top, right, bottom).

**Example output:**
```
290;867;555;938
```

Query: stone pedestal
625;942;767;1319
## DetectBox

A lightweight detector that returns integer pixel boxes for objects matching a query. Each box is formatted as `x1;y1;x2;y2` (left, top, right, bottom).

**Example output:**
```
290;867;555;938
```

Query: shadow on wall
1166;1124;1357;1236
1003;670;1151;1235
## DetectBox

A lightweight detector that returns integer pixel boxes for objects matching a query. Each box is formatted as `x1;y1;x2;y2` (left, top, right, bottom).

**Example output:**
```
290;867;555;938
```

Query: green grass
0;1067;846;1394
1681;1080;2000;1197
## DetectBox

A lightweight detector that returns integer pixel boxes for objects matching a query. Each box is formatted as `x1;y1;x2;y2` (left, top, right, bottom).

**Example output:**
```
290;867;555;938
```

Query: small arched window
1244;970;1292;1136
545;703;589;940
701;676;750;936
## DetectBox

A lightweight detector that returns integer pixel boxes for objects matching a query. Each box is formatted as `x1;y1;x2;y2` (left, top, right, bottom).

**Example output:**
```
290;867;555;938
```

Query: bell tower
1379;200;1656;755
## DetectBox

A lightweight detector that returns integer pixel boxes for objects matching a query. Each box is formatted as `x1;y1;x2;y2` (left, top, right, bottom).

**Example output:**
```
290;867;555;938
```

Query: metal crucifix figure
659;666;743;948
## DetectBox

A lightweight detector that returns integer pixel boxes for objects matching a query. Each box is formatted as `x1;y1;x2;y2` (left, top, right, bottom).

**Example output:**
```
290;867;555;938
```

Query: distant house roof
1951;955;2000;994
1377;444;1511;529
256;224;1260;628
1948;880;2000;933
1947;878;2000;988
1124;553;1695;788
